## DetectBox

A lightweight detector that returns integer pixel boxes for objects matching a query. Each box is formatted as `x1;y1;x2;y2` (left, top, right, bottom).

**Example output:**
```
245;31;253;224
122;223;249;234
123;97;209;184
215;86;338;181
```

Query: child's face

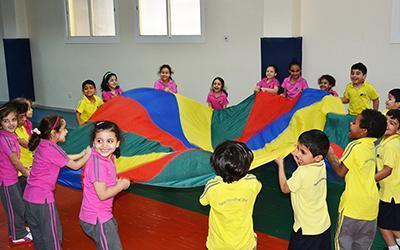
318;78;332;92
349;115;367;139
350;69;366;85
385;94;400;110
384;115;400;137
292;142;321;166
107;76;118;90
212;79;223;93
289;65;301;80
93;129;120;159
17;113;27;127
1;112;18;133
265;66;277;80
53;120;68;143
26;101;33;119
160;68;171;82
83;84;96;98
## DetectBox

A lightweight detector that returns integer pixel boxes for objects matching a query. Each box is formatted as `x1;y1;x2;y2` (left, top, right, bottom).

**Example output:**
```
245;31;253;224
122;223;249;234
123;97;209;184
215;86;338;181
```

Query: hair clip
32;128;41;135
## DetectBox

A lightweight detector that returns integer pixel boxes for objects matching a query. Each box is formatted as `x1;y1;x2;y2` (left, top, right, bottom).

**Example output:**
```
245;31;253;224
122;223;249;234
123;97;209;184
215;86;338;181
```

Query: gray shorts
80;218;122;250
334;212;376;250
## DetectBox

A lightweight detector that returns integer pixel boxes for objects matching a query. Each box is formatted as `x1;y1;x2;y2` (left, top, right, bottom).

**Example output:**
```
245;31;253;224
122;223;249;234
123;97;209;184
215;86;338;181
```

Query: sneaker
11;232;33;245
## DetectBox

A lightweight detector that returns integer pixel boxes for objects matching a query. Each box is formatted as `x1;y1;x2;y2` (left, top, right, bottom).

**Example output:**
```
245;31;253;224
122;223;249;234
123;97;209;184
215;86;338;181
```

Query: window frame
133;0;205;43
63;0;120;44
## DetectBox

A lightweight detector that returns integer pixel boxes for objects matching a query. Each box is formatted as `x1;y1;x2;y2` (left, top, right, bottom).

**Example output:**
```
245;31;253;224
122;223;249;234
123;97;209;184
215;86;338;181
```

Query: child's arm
75;111;84;127
375;165;392;182
9;153;30;176
275;157;291;193
341;97;349;104
262;86;279;94
326;147;348;177
372;98;379;111
94;178;130;201
18;138;29;148
66;147;91;170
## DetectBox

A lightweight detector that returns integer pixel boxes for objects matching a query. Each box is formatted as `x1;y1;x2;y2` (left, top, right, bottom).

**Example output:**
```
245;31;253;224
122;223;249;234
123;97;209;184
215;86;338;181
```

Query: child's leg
18;175;27;194
288;228;331;250
335;213;354;250
26;202;43;249
80;218;122;250
352;219;376;249
0;183;29;240
380;228;398;247
378;199;400;247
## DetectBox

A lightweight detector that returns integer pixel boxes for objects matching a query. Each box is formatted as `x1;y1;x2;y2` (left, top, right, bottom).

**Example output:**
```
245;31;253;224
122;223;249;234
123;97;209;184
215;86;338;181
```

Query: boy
275;129;331;249
200;141;261;250
76;80;103;126
326;109;387;249
342;62;379;115
375;109;400;250
384;88;400;114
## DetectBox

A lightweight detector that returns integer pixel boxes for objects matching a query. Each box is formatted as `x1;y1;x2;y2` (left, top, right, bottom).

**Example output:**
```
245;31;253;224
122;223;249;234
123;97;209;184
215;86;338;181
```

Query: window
64;0;119;43
135;0;205;43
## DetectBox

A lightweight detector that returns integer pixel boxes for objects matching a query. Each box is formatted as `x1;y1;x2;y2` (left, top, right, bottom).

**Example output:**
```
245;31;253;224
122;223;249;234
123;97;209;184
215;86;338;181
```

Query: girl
318;74;338;96
24;115;91;250
281;62;309;99
154;64;178;93
79;121;130;250
254;65;280;94
101;71;123;102
0;103;32;245
207;77;229;110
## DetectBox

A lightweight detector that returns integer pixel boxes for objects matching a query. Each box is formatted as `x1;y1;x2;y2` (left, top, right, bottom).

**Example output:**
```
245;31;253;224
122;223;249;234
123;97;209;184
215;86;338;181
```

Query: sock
388;245;399;250
396;238;400;245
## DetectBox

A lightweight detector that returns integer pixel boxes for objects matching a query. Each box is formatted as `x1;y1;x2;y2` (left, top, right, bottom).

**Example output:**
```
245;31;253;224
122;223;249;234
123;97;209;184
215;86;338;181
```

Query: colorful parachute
58;88;347;189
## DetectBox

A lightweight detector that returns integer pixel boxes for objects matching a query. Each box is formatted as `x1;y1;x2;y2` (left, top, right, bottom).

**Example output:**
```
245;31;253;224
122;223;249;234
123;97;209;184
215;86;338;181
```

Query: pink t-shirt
256;78;280;90
79;148;117;224
154;79;178;93
207;91;229;110
281;76;309;99
23;139;69;204
102;88;123;102
0;130;20;186
24;120;33;136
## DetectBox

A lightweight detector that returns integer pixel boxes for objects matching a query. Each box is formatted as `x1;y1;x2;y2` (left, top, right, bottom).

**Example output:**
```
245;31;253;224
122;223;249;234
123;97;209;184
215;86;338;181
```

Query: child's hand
23;167;30;177
84;146;91;156
254;86;261;92
117;178;130;190
275;157;284;167
164;87;170;92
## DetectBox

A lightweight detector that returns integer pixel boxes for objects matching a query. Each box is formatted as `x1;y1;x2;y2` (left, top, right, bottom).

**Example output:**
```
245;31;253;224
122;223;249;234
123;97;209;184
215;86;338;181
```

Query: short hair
387;109;400;125
11;97;29;115
266;64;278;75
389;88;400;102
351;62;367;75
318;74;336;87
298;129;330;158
210;141;254;183
82;79;96;90
359;109;387;138
0;102;18;121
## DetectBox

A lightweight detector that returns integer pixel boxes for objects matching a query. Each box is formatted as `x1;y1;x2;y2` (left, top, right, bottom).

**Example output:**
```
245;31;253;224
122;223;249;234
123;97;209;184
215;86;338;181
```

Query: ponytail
28;115;64;151
28;132;41;151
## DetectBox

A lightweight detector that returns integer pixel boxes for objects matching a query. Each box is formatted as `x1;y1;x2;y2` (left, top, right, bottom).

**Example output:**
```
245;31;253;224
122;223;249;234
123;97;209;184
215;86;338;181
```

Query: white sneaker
11;232;33;245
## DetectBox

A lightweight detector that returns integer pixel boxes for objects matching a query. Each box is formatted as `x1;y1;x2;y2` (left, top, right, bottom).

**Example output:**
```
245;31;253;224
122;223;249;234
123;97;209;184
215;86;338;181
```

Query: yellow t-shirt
377;134;400;203
339;137;379;220
344;81;379;115
199;174;261;250
76;95;103;124
287;161;331;235
14;125;33;170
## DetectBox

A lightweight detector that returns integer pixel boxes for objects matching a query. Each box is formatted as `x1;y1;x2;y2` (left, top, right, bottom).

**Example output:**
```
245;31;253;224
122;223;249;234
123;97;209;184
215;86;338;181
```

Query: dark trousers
80;218;122;250
289;227;331;250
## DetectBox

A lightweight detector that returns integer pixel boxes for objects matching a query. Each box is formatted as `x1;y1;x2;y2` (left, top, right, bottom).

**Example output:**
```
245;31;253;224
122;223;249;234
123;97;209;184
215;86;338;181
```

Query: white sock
388;245;399;250
396;238;400;245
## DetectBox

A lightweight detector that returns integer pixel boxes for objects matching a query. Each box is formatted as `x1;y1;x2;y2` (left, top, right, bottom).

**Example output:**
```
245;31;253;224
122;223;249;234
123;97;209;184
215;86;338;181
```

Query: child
342;62;379;115
275;129;331;249
0;103;32;245
375;109;400;250
153;64;178;93
79;121;130;249
254;64;280;94
281;61;309;99
384;88;400;114
207;77;229;110
76;80;104;126
318;74;338;96
24;115;91;250
200;140;261;249
101;71;123;102
326;109;387;249
12;98;34;192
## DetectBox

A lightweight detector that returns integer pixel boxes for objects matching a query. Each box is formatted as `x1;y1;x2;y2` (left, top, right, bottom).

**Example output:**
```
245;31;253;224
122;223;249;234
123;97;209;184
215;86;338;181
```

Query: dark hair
11;98;29;115
298;129;330;158
210;141;253;183
351;62;367;75
29;115;65;151
211;77;228;96
91;120;123;158
0;102;18;121
318;74;336;87
389;88;400;102
82;79;96;91
101;71;119;92
359;109;387;138
158;64;173;75
266;64;278;75
288;60;301;70
386;109;400;125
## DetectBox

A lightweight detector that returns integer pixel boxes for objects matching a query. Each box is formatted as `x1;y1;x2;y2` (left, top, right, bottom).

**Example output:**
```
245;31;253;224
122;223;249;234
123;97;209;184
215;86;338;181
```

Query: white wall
301;0;400;109
27;0;264;109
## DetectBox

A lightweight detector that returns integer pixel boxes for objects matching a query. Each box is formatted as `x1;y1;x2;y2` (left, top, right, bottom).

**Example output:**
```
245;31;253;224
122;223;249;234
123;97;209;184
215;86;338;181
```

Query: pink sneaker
11;232;33;245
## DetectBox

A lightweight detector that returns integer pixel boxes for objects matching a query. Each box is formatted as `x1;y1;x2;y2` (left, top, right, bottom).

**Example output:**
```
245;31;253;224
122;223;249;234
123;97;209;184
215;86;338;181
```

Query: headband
51;116;60;131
